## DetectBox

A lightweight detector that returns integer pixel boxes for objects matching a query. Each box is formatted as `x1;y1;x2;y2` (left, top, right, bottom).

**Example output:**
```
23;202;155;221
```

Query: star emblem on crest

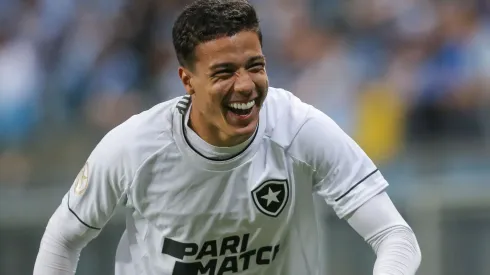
251;179;289;217
261;188;281;206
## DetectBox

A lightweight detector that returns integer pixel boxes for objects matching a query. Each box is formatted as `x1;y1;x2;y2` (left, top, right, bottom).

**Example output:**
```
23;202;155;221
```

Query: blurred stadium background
1;0;490;274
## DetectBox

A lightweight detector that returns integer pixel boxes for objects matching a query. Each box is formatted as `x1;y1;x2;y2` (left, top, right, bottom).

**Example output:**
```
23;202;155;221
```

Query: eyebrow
245;55;266;66
209;55;265;72
209;62;235;72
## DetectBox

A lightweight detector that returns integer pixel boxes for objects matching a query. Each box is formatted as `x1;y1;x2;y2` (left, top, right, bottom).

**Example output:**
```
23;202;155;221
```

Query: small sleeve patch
74;162;89;196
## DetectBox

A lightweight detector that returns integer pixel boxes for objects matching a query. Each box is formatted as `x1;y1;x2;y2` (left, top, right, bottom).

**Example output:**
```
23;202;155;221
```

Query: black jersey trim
334;169;379;202
67;193;101;230
176;95;191;114
180;100;258;162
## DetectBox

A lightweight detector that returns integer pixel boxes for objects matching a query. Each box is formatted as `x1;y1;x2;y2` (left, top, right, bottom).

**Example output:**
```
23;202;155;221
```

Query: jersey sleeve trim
334;169;379;202
67;193;101;230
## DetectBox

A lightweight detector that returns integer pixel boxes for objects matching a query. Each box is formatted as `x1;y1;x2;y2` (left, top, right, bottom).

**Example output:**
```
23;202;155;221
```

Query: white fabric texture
347;192;422;275
33;88;420;275
33;203;100;275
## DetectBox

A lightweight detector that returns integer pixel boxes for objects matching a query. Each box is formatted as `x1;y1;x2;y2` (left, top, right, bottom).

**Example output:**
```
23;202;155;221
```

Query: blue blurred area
0;0;488;187
1;2;490;275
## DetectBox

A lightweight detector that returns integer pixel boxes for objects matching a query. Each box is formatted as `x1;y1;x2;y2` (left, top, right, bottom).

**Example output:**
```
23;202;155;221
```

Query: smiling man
179;29;267;147
33;1;421;275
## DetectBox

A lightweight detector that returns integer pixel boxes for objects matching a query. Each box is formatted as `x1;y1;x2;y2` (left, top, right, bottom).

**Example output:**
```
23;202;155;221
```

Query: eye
212;70;234;79
248;63;265;73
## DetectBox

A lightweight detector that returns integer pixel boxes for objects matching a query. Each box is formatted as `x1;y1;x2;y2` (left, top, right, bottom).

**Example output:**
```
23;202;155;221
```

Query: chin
232;119;259;136
223;106;260;136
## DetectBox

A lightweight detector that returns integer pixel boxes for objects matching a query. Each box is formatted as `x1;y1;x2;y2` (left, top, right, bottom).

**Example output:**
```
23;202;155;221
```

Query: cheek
252;73;268;89
196;88;225;115
210;81;233;102
214;79;234;93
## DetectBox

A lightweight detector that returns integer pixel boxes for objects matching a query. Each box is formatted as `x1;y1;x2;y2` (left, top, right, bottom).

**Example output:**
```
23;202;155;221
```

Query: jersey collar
173;95;266;171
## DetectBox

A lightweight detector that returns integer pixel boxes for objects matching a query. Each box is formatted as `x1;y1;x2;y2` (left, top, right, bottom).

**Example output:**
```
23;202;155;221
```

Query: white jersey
65;87;388;275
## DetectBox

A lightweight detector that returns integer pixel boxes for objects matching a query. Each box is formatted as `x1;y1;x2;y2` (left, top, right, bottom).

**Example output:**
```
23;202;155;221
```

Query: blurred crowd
0;0;489;187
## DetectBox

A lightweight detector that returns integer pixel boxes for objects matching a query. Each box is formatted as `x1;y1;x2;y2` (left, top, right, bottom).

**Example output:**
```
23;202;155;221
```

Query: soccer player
33;1;421;274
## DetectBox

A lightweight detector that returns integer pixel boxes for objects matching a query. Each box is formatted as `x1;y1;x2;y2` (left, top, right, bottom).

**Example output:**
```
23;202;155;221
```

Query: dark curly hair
172;0;262;70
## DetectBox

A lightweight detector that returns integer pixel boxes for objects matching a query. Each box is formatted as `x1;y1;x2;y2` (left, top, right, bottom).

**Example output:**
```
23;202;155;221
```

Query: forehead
194;31;263;68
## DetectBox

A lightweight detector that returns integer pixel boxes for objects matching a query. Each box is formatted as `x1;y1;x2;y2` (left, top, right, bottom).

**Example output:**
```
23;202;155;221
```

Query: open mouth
226;100;255;116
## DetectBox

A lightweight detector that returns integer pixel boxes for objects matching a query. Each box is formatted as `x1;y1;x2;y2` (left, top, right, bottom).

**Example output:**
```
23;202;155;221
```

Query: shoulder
263;87;346;145
263;87;339;148
264;87;358;172
89;96;183;171
262;87;312;147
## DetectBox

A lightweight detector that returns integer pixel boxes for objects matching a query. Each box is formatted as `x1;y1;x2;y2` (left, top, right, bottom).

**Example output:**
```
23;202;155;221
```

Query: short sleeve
291;107;389;219
64;133;132;230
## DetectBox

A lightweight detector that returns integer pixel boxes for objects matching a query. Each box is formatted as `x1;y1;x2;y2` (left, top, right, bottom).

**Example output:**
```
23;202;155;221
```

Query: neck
188;107;250;147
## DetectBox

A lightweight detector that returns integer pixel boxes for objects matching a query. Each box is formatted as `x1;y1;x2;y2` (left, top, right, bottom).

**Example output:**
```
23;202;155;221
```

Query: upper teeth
229;100;255;110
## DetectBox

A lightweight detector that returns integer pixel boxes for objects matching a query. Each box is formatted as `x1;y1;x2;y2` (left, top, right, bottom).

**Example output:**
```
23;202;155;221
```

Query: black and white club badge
251;179;289;217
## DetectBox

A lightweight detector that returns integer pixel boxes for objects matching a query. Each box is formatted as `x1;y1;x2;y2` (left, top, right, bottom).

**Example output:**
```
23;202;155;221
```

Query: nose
233;69;254;95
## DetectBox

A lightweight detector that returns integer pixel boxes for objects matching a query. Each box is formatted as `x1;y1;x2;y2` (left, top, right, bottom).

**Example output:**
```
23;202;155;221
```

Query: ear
178;67;195;95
